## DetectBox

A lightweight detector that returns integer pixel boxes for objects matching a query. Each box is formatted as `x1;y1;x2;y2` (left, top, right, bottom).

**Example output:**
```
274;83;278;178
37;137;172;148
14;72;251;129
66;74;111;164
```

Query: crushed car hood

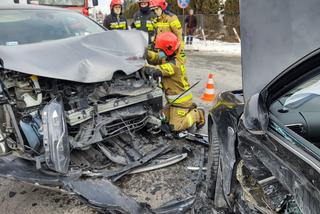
0;30;147;83
241;0;320;99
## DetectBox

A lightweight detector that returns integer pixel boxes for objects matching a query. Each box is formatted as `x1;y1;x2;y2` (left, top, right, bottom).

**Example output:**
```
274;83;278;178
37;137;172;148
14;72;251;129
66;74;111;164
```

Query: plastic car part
71;105;150;149
20;75;42;107
66;178;153;214
97;142;127;165
3;104;25;150
0;141;9;155
84;144;172;182
178;131;209;146
66;88;163;126
110;144;173;182
129;153;188;174
42;97;70;174
153;196;195;214
19;113;42;150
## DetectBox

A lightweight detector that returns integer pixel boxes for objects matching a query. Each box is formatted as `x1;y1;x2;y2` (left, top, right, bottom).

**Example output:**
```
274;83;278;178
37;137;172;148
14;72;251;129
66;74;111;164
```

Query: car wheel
206;116;221;199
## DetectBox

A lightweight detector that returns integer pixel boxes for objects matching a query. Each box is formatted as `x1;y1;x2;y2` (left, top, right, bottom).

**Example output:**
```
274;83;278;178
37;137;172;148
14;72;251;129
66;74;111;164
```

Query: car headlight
42;97;70;174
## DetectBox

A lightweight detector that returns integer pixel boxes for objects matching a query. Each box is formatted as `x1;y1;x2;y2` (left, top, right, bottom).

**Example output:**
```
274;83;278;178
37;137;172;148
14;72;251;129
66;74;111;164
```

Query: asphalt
0;51;242;214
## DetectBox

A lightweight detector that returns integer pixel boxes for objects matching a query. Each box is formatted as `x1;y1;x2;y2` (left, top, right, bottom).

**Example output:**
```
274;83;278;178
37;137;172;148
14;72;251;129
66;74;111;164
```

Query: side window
269;73;320;145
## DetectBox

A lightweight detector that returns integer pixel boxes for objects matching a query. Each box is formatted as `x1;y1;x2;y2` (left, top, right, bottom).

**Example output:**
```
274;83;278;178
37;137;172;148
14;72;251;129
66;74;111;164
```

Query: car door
238;50;320;214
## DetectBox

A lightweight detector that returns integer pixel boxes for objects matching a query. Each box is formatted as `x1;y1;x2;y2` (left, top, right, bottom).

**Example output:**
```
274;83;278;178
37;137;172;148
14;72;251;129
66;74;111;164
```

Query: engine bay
0;69;163;173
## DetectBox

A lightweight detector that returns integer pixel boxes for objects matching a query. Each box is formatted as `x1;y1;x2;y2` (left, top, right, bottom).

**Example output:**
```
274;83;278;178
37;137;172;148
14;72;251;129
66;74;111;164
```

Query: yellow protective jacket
148;52;193;108
154;12;185;58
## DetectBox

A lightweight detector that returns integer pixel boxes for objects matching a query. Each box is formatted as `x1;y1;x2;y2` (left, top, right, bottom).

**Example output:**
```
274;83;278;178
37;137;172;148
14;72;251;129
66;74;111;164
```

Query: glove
144;66;162;79
147;50;159;62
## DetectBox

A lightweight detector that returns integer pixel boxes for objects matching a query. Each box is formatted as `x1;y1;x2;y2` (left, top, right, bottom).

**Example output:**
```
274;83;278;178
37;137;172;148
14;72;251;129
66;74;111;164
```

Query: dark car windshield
0;9;104;46
38;0;85;6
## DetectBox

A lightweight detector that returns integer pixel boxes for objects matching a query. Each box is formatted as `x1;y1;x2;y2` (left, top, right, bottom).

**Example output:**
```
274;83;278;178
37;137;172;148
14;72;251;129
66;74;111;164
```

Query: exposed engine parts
0;63;196;214
0;69;163;175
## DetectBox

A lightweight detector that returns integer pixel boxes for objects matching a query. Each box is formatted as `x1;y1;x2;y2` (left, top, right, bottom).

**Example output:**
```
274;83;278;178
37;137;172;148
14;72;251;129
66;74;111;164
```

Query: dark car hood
241;0;320;99
0;30;147;83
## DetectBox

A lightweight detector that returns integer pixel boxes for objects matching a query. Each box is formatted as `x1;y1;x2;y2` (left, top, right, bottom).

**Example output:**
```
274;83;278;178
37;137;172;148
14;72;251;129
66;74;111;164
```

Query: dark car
0;4;198;214
206;0;320;213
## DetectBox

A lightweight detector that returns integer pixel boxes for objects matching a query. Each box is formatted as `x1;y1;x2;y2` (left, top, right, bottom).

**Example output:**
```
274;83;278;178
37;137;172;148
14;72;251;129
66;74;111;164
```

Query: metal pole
183;8;186;43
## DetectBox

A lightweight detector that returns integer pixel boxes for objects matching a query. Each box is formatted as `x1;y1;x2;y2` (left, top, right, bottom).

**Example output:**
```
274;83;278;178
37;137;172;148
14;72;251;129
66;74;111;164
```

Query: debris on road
187;167;208;171
178;131;209;147
129;153;188;174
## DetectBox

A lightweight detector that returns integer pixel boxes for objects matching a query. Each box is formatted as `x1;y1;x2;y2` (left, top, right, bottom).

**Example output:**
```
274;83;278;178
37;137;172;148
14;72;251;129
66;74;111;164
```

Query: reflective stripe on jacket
166;91;193;104
132;11;156;32
147;53;192;107
103;14;127;30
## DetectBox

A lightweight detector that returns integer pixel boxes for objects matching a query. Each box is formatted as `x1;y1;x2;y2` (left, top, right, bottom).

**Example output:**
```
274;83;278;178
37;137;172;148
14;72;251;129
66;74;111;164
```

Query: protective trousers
162;101;205;132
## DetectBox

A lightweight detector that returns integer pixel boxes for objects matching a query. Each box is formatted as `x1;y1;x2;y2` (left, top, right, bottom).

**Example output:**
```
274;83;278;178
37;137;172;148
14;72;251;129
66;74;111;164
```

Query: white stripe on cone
204;89;215;94
208;79;214;84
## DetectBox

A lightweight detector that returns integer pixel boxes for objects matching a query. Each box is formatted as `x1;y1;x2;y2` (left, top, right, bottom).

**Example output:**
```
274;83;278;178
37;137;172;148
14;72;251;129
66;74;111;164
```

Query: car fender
207;90;244;208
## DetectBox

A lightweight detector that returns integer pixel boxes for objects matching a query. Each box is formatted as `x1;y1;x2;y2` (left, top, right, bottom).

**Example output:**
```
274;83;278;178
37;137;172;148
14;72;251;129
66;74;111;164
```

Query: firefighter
132;0;156;43
103;0;128;30
144;32;205;133
149;0;185;57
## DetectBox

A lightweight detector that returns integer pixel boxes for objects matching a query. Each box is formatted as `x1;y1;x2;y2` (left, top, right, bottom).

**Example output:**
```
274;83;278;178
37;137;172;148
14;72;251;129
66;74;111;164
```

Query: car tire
206;116;221;199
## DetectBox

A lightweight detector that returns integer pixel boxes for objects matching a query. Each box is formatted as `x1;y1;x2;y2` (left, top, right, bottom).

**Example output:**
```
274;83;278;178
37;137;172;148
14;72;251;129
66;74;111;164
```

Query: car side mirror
92;0;98;6
243;93;269;134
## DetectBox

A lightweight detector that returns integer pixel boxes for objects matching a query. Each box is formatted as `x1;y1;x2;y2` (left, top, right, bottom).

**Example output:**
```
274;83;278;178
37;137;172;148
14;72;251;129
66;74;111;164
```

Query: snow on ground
185;38;241;55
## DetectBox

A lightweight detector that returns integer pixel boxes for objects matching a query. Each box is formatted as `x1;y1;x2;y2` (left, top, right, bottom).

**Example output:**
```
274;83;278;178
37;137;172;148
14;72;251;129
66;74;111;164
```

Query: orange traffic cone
201;73;216;102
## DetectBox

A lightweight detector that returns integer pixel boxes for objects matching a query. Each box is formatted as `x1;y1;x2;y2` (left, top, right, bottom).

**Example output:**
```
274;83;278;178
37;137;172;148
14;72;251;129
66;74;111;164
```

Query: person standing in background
103;0;128;30
184;9;197;45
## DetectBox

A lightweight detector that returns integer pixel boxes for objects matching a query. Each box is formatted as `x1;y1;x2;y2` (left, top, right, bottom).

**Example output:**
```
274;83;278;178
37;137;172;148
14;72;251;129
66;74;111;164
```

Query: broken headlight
42;97;70;174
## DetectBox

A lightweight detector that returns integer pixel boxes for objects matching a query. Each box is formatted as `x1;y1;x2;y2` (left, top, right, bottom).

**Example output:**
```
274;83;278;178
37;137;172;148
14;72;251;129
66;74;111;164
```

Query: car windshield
284;74;320;108
0;9;104;46
37;0;84;6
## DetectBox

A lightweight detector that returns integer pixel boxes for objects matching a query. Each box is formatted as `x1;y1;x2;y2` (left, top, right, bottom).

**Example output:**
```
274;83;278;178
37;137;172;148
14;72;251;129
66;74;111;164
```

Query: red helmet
155;32;180;56
138;0;150;3
149;0;168;10
110;0;123;10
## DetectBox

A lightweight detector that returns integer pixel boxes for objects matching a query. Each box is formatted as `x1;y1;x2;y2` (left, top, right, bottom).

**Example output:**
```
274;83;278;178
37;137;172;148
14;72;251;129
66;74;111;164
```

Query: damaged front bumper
0;80;196;213
0;155;194;214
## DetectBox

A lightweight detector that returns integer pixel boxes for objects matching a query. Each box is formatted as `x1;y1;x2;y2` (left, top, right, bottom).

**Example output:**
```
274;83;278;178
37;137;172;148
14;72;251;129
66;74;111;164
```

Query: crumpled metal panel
0;155;195;214
0;30;147;83
66;179;152;214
